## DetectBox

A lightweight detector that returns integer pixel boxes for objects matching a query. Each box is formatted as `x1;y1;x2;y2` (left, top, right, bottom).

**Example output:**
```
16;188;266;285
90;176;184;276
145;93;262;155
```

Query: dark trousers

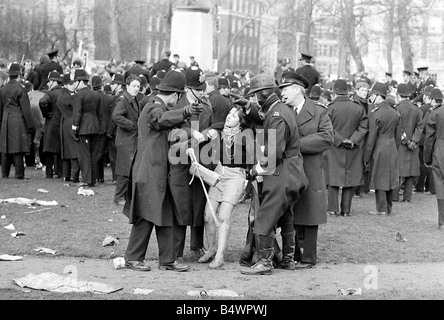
108;136;117;182
327;186;354;213
96;134;109;181
190;226;204;251
438;199;444;227
355;171;370;195
125;216;176;265
1;153;25;179
114;175;129;203
294;225;319;265
416;146;435;193
77;134;99;185
44;152;62;178
375;190;393;213
175;225;206;258
62;159;80;182
393;176;415;201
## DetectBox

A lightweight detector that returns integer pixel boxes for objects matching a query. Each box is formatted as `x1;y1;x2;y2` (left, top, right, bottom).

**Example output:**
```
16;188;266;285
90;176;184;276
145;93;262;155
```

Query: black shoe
327;211;339;216
97;178;105;183
341;212;350;217
294;262;315;269
125;261;151;271
159;260;190;272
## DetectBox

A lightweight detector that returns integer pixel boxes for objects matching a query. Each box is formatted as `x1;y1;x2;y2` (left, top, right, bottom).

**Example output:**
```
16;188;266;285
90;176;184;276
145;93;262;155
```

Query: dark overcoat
37;61;63;91
327;95;369;187
364;101;402;191
247;96;308;236
127;96;190;225
293;99;334;226
96;90;114;135
0;80;35;154
424;104;444;200
39;85;64;153
396;99;423;177
112;91;142;177
57;88;80;159
73;87;101;135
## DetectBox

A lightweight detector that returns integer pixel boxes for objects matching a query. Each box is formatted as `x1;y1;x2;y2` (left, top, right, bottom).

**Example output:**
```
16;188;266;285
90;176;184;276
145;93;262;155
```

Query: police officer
364;82;402;215
279;71;334;269
39;71;64;179
125;60;150;82
326;79;369;217
424;88;444;230
393;83;423;203
296;53;321;95
37;49;63;91
72;69;102;187
0;63;35;179
238;74;308;275
309;84;322;102
149;49;175;80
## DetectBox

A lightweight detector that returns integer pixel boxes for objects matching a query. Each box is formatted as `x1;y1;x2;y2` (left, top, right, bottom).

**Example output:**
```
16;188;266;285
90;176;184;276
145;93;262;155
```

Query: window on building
146;39;152;63
154;40;159;61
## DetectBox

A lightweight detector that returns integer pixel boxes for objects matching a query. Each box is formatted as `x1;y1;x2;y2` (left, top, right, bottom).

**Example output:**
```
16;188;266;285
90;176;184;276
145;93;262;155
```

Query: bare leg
198;199;220;263
209;202;235;269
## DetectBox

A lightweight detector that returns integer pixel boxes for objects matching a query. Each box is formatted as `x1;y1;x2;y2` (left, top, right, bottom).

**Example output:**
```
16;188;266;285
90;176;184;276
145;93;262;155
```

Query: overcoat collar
297;98;316;126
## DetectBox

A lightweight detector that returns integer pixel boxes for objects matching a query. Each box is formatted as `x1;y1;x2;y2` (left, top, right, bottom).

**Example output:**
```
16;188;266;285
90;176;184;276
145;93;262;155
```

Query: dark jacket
149;59;175;79
57;88;79;159
73;87;101;135
0;80;35;154
39;85;65;153
37;61;63;91
208;89;232;123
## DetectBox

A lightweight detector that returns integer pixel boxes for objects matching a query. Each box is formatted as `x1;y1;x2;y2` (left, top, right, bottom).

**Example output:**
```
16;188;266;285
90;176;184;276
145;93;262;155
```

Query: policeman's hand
183;103;204;117
425;162;432;168
207;129;218;141
234;98;251;114
249;167;258;181
72;125;80;142
407;140;417;151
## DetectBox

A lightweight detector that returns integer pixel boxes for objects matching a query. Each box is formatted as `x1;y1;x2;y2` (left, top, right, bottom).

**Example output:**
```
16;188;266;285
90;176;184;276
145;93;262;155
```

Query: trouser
355;171;370;195
114;175;129;203
125;216;176;265
44;152;62;178
108;136;117;182
62;159;80;182
416;147;435;193
96;134;109;181
438;200;444;227
25;128;36;167
77;134;99;185
375;190;393;213
393;176;415;201
294;225;319;265
1;153;25;179
190;225;204;251
327;186;354;213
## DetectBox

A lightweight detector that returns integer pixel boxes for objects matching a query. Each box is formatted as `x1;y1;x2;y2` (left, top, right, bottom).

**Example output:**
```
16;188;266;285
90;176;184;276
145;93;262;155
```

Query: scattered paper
37;189;49;194
338;288;362;296
23;208;52;214
0;198;58;206
395;232;407;242
134;288;154;295
77;187;95;196
187;289;241;297
1;215;6;219
14;272;122;294
112;257;125;270
33;247;57;255
11;231;26;238
34;200;58;206
4;223;15;231
103;236;119;247
0;254;23;261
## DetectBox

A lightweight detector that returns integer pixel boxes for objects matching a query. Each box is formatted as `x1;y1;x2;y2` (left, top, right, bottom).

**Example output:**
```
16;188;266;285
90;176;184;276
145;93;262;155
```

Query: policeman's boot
240;235;274;275
275;232;296;270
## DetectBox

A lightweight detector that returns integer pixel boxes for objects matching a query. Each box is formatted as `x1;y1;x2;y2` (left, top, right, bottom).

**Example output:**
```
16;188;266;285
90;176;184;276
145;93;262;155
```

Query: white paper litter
0;254;23;261
133;288;154;295
0;198;58;206
338;288;362;296
112;257;125;269
395;232;407;242
187;289;241;297
13;272;122;294
37;189;49;194
77;187;95;196
11;231;26;238
102;236;119;247
33;247;57;255
1;215;6;219
4;223;15;231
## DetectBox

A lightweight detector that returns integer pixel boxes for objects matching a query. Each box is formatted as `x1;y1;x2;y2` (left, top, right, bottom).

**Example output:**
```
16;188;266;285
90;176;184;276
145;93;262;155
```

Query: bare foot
209;258;224;269
198;251;216;263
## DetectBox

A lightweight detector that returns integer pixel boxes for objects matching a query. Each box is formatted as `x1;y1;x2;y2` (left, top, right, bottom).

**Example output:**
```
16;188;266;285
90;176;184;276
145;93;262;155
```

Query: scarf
222;125;242;148
258;93;280;120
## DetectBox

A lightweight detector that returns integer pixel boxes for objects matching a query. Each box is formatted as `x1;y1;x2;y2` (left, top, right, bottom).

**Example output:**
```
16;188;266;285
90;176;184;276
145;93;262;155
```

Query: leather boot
275;232;295;270
240;235;274;275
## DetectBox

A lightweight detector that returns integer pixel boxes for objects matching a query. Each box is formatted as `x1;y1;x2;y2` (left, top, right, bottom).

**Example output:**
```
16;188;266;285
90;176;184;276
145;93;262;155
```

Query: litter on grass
1;215;6;219
77;187;95;196
103;236;119;247
0;254;23;261
338;288;362;296
37;189;49;194
112;257;125;269
11;231;26;238
33;247;57;255
4;223;15;231
395;232;407;242
186;289;242;297
0;198;58;206
13;272;122;294
134;288;154;295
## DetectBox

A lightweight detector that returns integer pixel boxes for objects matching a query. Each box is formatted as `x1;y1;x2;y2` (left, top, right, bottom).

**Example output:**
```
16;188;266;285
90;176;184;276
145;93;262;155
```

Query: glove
207;129;218;141
72;125;80;142
341;139;355;149
425;162;432;168
234;98;251;114
407;140;417;151
249;167;258;181
183;102;204;117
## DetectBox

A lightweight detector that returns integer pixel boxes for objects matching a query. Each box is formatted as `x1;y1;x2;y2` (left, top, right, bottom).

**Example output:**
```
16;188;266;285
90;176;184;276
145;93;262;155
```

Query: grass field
1;166;443;265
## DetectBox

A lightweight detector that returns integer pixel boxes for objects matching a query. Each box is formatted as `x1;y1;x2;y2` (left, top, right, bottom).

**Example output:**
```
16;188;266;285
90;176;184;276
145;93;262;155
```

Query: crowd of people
1;47;443;276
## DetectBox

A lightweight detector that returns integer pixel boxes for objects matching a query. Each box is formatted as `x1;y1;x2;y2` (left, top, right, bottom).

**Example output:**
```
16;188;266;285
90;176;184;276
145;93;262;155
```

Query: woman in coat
364;83;402;215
